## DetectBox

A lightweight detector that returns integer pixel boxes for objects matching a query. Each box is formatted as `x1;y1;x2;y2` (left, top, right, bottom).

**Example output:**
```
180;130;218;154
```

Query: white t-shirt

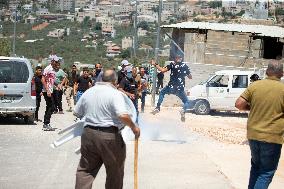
42;64;56;93
74;82;133;129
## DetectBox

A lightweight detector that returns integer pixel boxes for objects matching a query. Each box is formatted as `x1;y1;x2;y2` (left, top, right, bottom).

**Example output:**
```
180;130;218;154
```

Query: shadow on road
0;116;36;125
209;111;248;118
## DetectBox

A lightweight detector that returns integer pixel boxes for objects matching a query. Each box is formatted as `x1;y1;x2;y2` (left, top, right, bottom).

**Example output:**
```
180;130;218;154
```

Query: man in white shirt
74;69;140;189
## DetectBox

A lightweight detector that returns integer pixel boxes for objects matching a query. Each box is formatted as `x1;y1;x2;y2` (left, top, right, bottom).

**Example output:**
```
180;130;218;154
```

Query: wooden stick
134;139;138;189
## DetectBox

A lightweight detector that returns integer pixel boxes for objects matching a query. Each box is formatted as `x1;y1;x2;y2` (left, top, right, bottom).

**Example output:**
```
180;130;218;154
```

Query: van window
208;75;229;87
232;75;248;88
0;60;29;83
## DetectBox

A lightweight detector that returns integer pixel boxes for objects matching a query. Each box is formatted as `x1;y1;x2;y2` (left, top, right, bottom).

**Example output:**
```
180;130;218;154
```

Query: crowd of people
34;55;157;131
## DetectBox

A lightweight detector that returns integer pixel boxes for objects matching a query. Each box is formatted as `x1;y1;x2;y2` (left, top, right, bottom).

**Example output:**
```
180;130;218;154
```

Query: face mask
126;72;132;78
95;69;101;76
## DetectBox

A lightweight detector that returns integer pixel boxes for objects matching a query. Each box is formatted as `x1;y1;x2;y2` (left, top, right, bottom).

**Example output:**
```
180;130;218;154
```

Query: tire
24;114;35;124
194;100;210;115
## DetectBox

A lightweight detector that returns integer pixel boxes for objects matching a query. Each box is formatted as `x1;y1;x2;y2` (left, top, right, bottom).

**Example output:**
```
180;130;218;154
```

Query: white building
22;4;33;12
137;15;155;23
122;37;133;50
38;0;49;4
222;0;236;8
96;16;114;31
47;29;65;38
137;28;147;37
25;15;36;24
55;0;74;12
76;0;89;8
36;8;49;15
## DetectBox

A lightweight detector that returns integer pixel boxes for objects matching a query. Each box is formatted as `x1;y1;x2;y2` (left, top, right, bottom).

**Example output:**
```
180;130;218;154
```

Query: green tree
120;48;131;59
95;22;102;31
208;1;222;9
0;39;10;56
137;21;149;30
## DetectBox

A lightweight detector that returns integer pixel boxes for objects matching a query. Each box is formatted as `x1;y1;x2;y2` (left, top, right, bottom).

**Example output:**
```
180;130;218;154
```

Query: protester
34;66;43;122
118;66;140;121
53;61;66;114
235;60;284;189
250;74;260;82
74;67;92;102
156;70;164;94
139;67;148;113
150;54;192;122
66;65;79;112
91;63;103;85
41;55;58;131
74;69;140;189
117;59;130;84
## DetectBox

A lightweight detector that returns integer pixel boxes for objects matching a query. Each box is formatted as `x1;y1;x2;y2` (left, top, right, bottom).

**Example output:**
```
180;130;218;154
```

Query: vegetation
208;1;222;9
1;19;169;69
0;38;10;56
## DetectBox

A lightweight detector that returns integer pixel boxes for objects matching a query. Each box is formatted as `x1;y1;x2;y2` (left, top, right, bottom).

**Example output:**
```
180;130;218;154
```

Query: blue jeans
248;140;282;189
76;91;84;102
156;85;192;111
140;92;147;111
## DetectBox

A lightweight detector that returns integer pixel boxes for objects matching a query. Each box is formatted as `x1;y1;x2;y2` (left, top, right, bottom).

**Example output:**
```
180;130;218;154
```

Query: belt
85;125;119;133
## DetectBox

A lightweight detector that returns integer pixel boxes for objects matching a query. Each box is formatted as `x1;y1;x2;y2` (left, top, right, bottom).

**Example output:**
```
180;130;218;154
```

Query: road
0;97;283;189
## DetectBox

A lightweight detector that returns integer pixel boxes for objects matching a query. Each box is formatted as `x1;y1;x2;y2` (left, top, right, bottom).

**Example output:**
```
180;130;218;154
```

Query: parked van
188;70;256;115
0;56;36;123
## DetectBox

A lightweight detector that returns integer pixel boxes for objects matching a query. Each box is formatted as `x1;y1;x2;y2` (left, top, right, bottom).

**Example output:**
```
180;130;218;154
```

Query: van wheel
194;100;210;115
24;114;35;124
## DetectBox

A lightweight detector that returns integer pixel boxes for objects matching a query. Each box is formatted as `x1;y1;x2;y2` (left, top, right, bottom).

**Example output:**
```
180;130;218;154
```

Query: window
0;61;29;83
208;75;229;87
232;75;248;88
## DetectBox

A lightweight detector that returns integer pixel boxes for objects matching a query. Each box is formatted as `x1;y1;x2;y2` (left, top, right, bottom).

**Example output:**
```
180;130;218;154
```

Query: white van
188;70;256;115
0;56;36;123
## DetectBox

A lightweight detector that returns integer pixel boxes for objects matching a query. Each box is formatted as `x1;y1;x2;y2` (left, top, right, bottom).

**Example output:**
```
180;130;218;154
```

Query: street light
129;0;138;58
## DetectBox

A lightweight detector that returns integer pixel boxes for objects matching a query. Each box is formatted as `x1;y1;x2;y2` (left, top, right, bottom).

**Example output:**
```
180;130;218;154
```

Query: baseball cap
49;55;60;62
121;59;130;66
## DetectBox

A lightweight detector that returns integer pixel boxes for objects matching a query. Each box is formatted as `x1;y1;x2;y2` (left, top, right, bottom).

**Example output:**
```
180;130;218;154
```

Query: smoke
122;114;192;144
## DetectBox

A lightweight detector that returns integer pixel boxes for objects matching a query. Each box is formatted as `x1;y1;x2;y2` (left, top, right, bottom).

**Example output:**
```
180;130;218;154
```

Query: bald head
266;60;283;78
102;69;117;84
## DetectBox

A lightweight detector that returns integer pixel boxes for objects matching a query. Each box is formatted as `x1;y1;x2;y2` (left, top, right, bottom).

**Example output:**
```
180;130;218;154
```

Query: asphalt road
0;97;283;189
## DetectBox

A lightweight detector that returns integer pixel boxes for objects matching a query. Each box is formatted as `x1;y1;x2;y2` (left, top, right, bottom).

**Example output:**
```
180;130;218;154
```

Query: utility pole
151;0;162;107
133;0;138;58
12;10;17;57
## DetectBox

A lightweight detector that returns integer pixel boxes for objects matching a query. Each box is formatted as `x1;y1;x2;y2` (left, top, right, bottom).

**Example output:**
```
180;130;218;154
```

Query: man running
151;54;192;122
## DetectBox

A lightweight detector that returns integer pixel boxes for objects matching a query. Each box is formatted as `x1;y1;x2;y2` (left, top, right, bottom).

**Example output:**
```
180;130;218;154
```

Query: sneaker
180;109;185;122
43;124;55;131
151;107;160;115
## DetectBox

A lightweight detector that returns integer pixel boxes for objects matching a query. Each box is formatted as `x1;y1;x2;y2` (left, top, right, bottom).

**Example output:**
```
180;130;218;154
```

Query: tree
120;48;131;59
208;1;222;9
137;21;149;30
95;22;102;31
0;39;10;56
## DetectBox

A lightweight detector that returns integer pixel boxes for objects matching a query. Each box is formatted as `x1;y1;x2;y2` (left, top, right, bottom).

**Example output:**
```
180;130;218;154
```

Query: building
137;27;147;37
75;0;89;8
22;4;33;12
8;0;20;10
122;37;133;49
106;43;121;57
36;8;49;15
55;0;74;12
47;29;65;38
222;0;236;8
25;15;36;24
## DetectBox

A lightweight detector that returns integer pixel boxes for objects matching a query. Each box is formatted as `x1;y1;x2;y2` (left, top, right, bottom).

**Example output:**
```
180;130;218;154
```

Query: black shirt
157;72;164;81
119;76;138;96
166;62;191;91
34;75;43;95
117;70;125;85
68;72;79;87
77;76;92;92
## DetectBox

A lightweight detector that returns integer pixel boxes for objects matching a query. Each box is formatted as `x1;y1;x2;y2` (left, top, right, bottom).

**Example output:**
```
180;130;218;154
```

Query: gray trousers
75;127;126;189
